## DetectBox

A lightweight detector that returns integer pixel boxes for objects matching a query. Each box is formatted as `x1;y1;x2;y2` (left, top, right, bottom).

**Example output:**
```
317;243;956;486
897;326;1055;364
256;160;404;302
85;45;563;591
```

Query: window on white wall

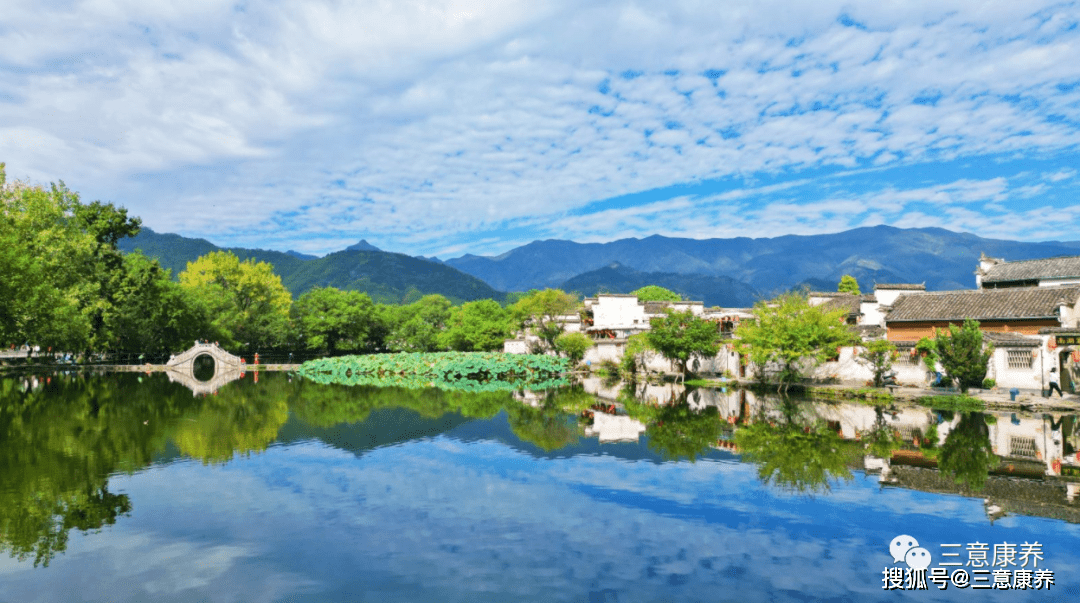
1006;349;1033;369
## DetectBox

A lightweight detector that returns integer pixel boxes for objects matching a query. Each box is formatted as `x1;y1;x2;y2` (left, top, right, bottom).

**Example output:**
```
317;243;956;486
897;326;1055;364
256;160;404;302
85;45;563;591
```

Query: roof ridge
993;254;1080;265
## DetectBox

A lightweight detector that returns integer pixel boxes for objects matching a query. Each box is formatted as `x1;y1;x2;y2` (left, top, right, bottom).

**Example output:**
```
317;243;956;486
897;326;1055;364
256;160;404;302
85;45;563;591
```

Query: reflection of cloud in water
3;435;1079;602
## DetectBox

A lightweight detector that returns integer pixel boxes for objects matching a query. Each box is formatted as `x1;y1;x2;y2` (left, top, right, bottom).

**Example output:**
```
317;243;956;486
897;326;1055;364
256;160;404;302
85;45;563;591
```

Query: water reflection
5;369;1080;576
734;398;858;494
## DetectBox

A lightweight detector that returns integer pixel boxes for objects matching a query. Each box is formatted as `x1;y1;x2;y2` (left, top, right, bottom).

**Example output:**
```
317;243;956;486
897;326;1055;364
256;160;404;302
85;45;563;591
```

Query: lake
1;371;1079;602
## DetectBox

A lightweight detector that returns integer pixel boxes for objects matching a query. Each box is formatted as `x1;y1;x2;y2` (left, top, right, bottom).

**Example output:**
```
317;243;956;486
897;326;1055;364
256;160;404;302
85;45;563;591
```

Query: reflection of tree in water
0;371;295;566
863;406;903;460
734;398;856;494
617;389;722;462
938;412;998;491
505;386;594;451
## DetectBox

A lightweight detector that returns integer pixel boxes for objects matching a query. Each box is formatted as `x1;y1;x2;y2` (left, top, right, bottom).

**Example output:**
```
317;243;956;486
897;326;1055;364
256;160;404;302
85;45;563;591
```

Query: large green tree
645;309;721;380
930;319;994;393
0;164;140;353
386;294;453;352
735;292;856;391
292;287;378;354
102;252;212;354
178;251;292;351
439;300;515;352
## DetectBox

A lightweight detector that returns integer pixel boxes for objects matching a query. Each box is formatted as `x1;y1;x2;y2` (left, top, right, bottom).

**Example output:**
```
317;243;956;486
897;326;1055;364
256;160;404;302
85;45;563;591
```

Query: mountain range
119;225;1080;307
118;228;503;304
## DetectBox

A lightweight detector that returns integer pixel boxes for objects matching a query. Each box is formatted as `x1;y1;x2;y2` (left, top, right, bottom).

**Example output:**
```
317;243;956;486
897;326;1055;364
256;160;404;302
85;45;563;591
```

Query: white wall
592;295;647;330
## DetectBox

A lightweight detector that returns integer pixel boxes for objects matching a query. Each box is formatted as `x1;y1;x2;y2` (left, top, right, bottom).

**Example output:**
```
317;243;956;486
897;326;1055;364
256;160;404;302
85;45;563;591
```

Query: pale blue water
1;373;1078;602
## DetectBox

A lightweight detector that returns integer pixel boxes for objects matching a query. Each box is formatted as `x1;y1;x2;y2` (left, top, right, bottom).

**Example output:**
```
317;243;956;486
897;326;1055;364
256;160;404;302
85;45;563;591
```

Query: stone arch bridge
165;342;244;396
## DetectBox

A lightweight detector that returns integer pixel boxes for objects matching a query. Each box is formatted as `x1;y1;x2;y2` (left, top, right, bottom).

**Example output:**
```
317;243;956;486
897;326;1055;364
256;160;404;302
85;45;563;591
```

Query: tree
632;285;682;302
645;309;720;380
386;294;452;352
292;287;378;354
837;274;860;294
509;288;579;351
931;319;993;393
554;331;593;365
858;339;898;387
735;292;856;391
103;252;213;354
178;251;292;351
439;300;515;351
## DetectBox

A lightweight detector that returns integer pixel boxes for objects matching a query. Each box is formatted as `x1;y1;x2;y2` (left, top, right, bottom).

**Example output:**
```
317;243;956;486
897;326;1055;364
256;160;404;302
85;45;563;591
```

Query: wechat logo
890;535;932;570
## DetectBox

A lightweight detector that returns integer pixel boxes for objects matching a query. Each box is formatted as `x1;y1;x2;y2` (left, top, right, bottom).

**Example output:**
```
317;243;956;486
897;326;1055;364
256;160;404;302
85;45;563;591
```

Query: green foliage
837;275;860;294
916;395;986;412
298;352;570;392
178;251;293;351
735;419;855;494
385;294;452;352
645;309;720;378
858;339;897;387
553;331;593;365
735;292;857;390
0;165;155;353
618;333;653;379
915;337;938;373
103;252;213;354
930;319;994;393
982;378;996;389
439;299;515;352
938;412;999;490
509;289;579;350
631;285;682;302
645;402;723;462
292;287;379;353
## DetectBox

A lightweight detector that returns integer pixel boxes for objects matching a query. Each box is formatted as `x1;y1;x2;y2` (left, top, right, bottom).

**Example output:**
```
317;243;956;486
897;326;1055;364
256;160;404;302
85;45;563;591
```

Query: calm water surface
1;372;1079;602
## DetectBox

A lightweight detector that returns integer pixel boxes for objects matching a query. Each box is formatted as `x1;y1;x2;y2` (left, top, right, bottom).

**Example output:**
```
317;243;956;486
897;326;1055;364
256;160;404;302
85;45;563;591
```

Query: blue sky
2;1;1079;258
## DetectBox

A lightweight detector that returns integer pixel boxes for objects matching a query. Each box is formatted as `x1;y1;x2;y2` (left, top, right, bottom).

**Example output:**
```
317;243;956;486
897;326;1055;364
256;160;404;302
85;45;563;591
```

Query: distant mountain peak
346;239;381;252
285;250;317;260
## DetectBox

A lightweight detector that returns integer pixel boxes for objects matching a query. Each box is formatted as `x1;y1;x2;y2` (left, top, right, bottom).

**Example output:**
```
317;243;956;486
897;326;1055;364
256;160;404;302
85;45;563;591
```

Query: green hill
119;228;505;304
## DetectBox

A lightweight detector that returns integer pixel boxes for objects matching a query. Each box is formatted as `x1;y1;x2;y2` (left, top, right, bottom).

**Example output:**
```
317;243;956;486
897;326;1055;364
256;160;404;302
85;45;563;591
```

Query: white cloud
1;1;1079;254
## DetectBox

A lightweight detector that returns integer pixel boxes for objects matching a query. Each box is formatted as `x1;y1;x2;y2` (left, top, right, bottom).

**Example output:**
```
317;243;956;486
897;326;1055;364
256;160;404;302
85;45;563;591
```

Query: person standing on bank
1049;367;1064;397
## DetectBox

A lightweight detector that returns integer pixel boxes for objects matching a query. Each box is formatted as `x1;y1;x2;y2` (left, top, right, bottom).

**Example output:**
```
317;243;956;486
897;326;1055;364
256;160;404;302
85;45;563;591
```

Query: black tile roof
982;256;1080;283
887;287;1080;322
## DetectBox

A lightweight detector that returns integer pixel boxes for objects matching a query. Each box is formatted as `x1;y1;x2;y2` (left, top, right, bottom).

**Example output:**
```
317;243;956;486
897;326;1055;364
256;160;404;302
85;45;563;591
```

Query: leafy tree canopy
554;331;593;365
632;285;682;302
735;292;856;390
837;274;860;294
178;251;292;351
292;287;378;354
930;319;993;393
440;300;516;352
645;309;720;379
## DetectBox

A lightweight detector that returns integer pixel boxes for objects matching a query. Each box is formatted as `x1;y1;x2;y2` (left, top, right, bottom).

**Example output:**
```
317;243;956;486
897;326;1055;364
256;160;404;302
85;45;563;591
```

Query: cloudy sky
2;1;1079;258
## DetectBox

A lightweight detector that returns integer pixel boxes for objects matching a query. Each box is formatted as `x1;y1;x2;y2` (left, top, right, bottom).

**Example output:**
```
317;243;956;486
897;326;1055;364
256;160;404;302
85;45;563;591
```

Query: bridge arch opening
193;354;216;382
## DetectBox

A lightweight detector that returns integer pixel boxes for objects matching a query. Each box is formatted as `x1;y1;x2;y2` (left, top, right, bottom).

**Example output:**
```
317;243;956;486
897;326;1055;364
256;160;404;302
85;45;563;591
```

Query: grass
807;386;894;402
915;395;986;412
685;378;736;388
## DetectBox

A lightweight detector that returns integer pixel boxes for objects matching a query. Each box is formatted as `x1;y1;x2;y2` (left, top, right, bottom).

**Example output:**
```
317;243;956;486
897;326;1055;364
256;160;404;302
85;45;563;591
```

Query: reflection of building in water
882;465;1080;524
584;412;647;443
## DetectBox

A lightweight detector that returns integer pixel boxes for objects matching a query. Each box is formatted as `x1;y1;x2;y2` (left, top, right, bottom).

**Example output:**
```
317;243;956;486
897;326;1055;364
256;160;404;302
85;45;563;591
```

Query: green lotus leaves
298;352;570;392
